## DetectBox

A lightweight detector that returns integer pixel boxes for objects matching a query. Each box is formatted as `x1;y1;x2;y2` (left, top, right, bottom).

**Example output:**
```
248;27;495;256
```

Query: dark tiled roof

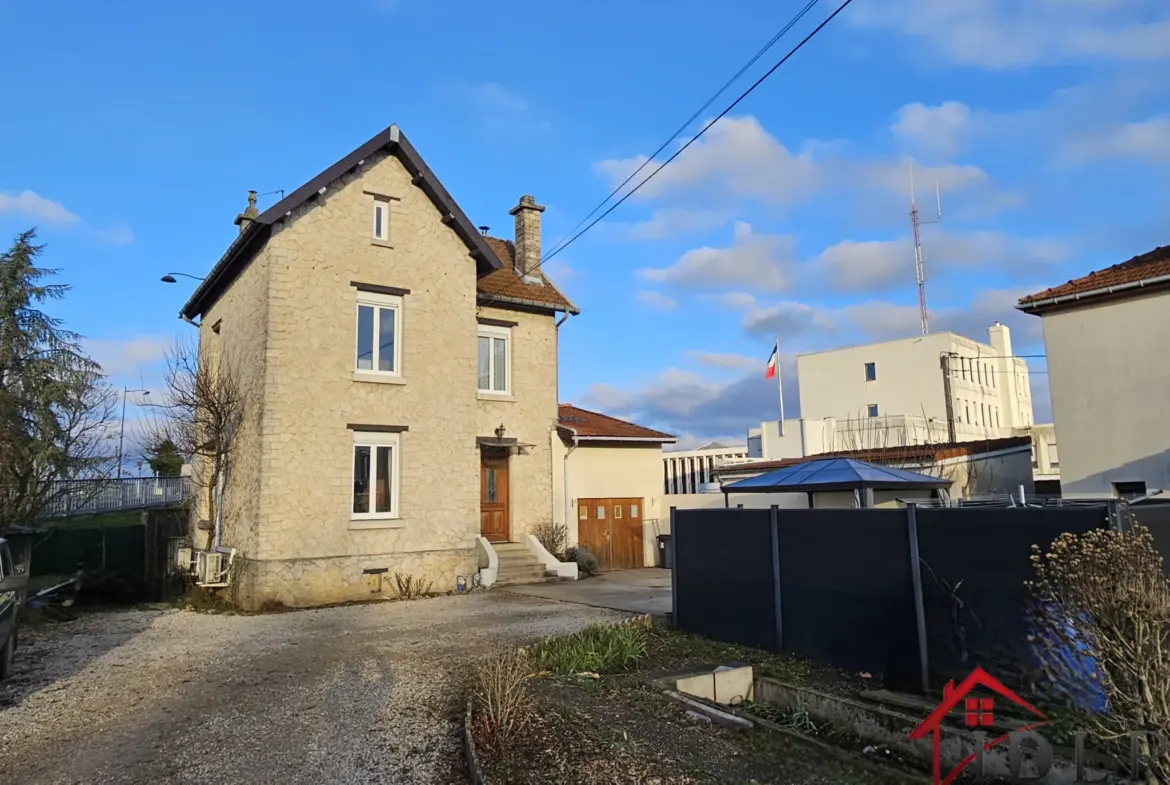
558;404;675;442
182;124;503;319
478;237;578;315
718;436;1032;475
1018;245;1170;312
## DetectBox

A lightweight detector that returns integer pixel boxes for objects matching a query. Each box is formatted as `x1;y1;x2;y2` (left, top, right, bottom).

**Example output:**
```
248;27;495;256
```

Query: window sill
477;391;516;402
349;517;405;530
353;371;406;385
370;239;394;249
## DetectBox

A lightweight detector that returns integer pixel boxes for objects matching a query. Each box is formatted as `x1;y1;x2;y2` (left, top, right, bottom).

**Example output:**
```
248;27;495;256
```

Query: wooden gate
577;497;644;570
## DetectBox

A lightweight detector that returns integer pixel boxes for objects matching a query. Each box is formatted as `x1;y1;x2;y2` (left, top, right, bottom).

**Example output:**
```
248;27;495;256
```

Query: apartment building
663;442;750;495
796;323;1035;445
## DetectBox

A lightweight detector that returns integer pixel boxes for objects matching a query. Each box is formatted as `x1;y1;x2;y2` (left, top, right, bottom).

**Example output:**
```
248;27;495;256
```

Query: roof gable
182;124;504;319
558;404;675;442
1018;244;1170;314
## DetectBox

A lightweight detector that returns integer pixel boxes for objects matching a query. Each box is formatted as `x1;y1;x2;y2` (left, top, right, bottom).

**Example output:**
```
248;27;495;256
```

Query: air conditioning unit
195;551;225;585
175;547;194;573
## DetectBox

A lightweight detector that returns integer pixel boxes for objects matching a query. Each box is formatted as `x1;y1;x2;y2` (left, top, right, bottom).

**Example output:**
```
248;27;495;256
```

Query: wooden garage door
577;498;644;570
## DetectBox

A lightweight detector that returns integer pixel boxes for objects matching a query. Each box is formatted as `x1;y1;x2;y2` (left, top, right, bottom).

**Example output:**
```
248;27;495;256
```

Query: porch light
495;424;506;439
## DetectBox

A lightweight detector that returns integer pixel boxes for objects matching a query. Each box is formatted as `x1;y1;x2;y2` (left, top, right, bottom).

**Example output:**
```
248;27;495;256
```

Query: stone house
179;124;578;608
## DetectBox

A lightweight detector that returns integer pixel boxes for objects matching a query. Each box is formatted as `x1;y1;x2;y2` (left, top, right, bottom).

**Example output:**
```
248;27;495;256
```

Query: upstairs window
477;324;511;394
356;292;401;376
864;362;877;381
372;197;390;242
867;404;879;418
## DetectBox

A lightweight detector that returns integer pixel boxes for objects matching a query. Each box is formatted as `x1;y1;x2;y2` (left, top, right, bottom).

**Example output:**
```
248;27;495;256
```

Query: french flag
765;345;778;379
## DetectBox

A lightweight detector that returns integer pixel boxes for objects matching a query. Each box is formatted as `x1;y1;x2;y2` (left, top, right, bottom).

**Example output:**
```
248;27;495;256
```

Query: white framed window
351;431;400;519
477;324;511;394
864;362;876;382
372;197;390;242
355;291;402;376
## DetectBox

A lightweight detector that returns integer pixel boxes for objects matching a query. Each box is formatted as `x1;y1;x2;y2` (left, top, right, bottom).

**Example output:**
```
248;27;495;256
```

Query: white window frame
372;197;390;242
355;291;402;378
867;403;879;418
477;323;512;395
864;361;876;382
351;431;401;521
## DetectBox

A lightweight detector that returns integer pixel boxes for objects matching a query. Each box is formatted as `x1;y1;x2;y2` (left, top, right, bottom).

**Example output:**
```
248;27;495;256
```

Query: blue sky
2;0;1168;452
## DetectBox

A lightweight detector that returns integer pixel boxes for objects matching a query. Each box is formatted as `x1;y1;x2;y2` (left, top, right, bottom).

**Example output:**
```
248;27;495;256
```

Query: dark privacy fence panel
1133;506;1170;575
673;508;778;651
774;510;920;687
907;507;1106;688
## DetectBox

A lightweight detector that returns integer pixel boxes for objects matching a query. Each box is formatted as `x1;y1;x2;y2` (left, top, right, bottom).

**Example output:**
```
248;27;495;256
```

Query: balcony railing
41;476;192;518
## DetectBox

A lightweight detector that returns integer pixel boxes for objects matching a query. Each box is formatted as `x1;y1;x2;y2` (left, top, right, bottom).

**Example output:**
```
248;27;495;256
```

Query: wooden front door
480;452;510;542
577;497;645;570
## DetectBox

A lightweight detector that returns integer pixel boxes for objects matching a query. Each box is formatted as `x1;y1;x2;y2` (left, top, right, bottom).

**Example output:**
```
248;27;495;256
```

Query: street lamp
160;272;205;283
118;387;150;479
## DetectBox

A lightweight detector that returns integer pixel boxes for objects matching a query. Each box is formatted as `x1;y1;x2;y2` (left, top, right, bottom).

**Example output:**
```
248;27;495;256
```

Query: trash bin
656;535;672;569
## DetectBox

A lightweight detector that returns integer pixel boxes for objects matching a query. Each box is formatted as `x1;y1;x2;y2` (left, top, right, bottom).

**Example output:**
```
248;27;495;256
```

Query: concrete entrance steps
492;542;558;586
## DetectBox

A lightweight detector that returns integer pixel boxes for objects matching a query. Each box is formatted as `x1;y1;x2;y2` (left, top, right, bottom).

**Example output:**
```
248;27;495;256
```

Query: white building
662;442;750;495
1018;245;1170;500
796;323;1035;444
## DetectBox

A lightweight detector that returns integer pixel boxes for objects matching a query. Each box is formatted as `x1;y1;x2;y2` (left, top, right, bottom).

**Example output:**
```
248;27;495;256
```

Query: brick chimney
234;190;259;235
508;194;545;278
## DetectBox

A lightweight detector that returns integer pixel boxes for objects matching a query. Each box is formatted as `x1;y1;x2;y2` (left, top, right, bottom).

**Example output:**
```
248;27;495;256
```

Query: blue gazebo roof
722;457;952;494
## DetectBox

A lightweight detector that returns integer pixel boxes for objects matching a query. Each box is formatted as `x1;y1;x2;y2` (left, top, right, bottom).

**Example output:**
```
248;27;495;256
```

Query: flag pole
776;336;785;437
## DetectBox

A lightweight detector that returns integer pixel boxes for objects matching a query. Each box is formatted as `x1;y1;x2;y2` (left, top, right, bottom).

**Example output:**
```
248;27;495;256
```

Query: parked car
0;537;27;680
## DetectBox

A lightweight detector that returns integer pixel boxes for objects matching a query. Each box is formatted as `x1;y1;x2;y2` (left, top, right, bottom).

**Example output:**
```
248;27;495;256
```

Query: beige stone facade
188;128;572;608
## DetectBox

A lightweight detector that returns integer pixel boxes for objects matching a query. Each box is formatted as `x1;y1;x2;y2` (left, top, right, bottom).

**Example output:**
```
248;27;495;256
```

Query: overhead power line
541;0;824;264
479;0;856;311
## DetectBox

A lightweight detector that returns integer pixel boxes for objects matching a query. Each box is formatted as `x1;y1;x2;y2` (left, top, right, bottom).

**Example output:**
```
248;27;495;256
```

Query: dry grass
391;573;433;600
472;649;533;746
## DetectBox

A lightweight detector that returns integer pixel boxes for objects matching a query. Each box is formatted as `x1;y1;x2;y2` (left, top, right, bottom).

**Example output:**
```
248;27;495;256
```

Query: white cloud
1062;115;1170;165
740;298;837;338
813;230;1068;293
639;222;793;291
93;223;135;246
462;81;528;114
849;0;1170;68
685;351;758;370
605;208;726;241
84;336;171;378
891;102;972;160
635;290;677;311
593;116;819;205
0;190;79;225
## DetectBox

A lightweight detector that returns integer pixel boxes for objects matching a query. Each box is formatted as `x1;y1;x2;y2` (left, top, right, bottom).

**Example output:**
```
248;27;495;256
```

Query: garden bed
468;621;923;784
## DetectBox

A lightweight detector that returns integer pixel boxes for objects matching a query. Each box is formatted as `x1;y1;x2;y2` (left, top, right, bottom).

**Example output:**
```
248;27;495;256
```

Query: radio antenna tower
910;162;941;335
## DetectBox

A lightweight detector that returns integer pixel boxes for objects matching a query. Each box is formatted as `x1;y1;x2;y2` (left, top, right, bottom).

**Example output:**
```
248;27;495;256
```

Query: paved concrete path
0;593;629;785
502;568;672;616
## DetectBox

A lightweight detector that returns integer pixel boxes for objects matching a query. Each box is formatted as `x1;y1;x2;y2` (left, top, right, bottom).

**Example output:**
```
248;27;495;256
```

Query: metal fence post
770;505;784;651
669;506;678;627
906;502;931;692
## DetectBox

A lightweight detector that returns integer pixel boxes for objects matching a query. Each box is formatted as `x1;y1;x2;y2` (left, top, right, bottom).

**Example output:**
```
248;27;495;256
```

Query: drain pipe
562;426;579;529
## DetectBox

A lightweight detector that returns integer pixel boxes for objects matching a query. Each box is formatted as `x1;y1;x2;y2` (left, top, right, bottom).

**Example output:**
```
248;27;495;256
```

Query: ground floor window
352;431;400;518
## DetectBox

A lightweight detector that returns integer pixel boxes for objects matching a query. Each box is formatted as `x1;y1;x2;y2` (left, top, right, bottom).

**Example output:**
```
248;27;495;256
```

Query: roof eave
573;435;676;444
477;291;581;316
1017;272;1170;316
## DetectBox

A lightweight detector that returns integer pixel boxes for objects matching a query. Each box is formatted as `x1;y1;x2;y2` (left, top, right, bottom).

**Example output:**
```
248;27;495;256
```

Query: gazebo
720;457;951;509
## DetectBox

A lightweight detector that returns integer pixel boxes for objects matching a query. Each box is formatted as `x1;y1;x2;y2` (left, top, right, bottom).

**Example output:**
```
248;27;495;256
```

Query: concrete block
675;673;716;702
713;665;754;705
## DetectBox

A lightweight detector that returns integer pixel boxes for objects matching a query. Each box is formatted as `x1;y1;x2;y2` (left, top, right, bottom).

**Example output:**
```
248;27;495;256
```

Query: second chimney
509;194;545;278
234;190;259;235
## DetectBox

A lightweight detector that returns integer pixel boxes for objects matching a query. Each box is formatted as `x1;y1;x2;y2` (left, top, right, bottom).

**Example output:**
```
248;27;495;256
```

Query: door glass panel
485;466;497;503
579;505;587;520
630;504;639;517
597;505;606;520
614;505;622;518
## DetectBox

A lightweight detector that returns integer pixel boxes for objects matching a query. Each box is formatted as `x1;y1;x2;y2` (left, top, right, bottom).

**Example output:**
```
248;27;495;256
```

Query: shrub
472;649;533;746
565;544;599;577
533;622;649;676
1029;524;1170;778
532;520;569;560
391;573;433;600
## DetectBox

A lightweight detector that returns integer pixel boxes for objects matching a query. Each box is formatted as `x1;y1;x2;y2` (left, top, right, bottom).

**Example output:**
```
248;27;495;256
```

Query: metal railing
41;476;192;518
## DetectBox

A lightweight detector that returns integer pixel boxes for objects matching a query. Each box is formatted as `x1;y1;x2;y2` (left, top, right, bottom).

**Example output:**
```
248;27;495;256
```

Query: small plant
532;520;569;560
745;699;820;734
472;649;533;746
565;544;599;577
391;573;433;600
533;622;649;676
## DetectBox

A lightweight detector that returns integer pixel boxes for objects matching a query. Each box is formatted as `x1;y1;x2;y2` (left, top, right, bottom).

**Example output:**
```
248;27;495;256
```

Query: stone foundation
230;547;478;609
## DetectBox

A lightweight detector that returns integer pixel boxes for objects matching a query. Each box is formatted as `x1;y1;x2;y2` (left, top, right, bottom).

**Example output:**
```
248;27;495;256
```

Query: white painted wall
796;325;1033;442
1040;291;1170;497
663;444;751;494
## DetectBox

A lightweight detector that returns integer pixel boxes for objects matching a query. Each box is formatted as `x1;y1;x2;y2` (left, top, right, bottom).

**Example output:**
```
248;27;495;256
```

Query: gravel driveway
0;593;629;784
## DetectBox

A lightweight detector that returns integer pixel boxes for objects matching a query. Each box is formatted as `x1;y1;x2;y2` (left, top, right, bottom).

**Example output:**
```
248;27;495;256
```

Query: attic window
372;198;390;242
